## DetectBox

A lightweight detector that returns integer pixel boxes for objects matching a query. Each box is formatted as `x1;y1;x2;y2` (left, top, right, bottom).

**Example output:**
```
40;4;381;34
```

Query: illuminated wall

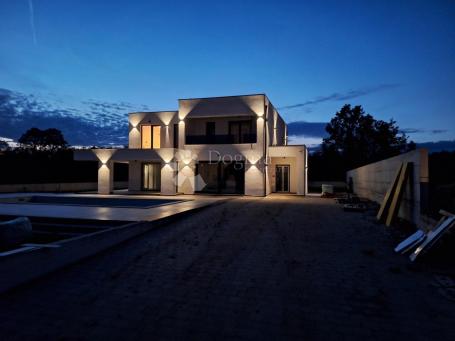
129;111;178;149
268;146;307;195
270;157;297;193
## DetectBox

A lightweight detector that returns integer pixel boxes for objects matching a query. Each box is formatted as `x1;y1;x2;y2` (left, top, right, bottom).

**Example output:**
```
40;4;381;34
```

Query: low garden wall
347;149;429;226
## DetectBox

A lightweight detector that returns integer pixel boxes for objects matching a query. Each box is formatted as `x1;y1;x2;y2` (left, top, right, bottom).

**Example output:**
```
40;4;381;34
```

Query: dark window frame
206;122;216;136
173;123;179;148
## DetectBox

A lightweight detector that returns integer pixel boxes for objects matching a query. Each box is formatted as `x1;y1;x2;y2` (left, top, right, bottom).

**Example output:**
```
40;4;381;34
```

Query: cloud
401;128;448;135
288;135;323;148
401;128;424;134
278;83;401;110
431;129;448;134
0;88;132;145
28;0;37;45
287;121;328;138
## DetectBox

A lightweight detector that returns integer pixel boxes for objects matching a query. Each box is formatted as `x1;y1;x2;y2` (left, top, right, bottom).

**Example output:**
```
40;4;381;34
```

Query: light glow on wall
156;148;174;163
155;111;175;126
176;149;197;165
129;113;147;128
93;149;117;164
244;150;262;165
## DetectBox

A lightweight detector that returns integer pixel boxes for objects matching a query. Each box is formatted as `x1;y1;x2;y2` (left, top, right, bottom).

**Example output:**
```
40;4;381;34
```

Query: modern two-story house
74;94;308;196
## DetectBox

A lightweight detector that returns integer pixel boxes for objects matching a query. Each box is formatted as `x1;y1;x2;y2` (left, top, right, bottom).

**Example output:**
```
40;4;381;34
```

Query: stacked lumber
394;210;455;261
377;162;412;226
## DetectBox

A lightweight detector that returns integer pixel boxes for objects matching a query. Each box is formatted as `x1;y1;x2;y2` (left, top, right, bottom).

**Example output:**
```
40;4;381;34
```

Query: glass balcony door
229;120;252;144
196;161;245;194
142;163;161;191
275;165;290;192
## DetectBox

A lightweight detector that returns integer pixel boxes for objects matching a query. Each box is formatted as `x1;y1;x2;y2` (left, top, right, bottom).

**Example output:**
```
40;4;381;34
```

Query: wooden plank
439;209;455;217
377;163;403;222
385;162;411;226
394;230;426;254
410;216;455;261
430;215;447;233
21;243;61;248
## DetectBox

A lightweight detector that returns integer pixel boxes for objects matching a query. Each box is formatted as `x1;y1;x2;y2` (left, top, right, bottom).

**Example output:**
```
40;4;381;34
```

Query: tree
19;128;68;151
321;104;412;172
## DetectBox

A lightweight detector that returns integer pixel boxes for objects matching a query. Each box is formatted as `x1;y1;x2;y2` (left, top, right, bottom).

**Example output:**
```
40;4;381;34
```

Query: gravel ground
0;195;454;340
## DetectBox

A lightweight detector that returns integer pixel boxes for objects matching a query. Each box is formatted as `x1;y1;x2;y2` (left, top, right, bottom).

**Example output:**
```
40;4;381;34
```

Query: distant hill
416;140;455;153
287;120;455;153
304;140;455;154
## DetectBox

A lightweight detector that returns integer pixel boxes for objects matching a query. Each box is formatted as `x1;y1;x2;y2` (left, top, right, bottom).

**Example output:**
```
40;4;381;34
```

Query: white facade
74;94;308;196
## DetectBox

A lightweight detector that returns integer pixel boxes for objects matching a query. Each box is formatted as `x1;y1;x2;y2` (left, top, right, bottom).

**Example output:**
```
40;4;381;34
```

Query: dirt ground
0;195;454;340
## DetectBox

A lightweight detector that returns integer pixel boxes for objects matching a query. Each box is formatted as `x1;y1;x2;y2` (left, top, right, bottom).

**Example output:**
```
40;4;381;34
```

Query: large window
229;120;253;144
142;163;161;191
195;161;245;194
141;125;161;149
185;117;256;144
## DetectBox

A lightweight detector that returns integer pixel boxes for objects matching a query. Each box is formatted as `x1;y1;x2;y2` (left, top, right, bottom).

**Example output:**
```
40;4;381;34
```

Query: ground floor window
142;162;161;191
196;161;245;194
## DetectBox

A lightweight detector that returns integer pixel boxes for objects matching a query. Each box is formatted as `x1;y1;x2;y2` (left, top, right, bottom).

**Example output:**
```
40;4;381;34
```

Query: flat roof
129;110;177;115
127;93;286;123
178;93;266;101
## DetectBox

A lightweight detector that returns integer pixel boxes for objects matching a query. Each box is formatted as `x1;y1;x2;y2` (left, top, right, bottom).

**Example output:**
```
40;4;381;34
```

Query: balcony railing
185;133;257;145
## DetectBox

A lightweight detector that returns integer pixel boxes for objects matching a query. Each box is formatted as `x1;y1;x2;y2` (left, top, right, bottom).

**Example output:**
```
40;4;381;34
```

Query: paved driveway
0;196;454;340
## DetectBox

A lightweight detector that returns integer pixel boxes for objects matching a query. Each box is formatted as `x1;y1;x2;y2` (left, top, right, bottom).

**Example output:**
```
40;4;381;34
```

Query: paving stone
0;196;454;340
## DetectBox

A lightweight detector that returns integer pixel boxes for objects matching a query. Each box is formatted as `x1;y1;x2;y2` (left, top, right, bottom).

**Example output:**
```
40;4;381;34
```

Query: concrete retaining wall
347;149;429;226
0;198;227;293
0;182;128;193
0;221;147;293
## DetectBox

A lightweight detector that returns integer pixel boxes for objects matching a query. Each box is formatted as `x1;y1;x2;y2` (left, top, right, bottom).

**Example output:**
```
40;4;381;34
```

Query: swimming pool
0;196;186;209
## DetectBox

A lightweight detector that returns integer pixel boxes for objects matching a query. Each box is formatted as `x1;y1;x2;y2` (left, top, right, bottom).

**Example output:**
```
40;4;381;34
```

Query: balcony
185;134;257;145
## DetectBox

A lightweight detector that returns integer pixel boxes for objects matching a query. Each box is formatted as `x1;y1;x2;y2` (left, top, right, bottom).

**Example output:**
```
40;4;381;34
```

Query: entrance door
142;163;161;191
275;165;290;192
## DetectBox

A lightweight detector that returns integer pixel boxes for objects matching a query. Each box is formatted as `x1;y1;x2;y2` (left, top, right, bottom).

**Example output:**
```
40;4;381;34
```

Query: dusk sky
1;0;454;144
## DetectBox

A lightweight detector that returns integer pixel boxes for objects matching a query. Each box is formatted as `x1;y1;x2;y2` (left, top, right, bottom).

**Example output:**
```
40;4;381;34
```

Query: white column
128;161;141;191
98;160;113;194
304;147;308;195
245;161;265;196
178;161;195;194
296;150;306;195
161;162;177;195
